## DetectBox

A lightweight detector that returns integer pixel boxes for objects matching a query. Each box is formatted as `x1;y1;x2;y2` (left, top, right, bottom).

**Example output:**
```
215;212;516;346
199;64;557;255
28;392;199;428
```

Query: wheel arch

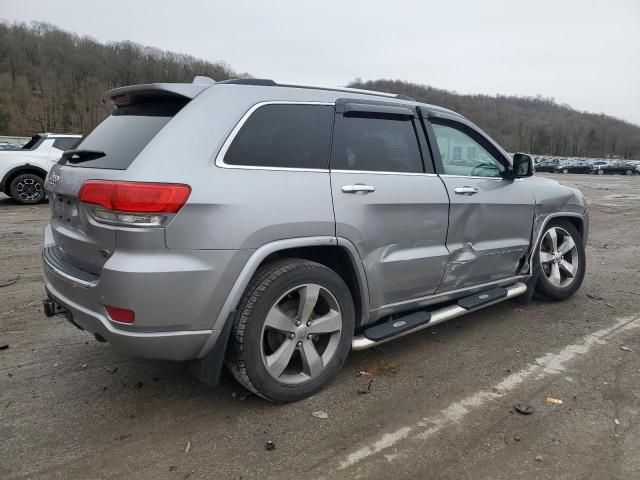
529;212;587;273
197;236;370;358
1;164;48;193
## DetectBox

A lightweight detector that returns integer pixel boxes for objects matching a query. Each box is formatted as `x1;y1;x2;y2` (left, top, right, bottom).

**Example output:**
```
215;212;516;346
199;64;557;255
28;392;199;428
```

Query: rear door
329;100;450;308
425;116;535;291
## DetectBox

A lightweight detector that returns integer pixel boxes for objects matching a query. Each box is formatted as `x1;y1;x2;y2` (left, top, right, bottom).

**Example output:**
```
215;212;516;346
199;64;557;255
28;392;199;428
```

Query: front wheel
597;169;604;175
9;173;46;204
225;259;355;403
534;220;585;300
561;168;569;174
625;170;633;176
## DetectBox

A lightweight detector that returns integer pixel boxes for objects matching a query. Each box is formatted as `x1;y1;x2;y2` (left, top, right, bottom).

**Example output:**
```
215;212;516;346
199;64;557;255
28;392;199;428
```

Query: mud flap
513;270;540;305
188;311;235;389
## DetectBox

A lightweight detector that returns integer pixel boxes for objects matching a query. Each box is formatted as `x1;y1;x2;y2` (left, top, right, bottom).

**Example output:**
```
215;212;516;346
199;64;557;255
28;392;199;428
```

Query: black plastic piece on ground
364;311;431;342
457;287;507;310
189;311;236;389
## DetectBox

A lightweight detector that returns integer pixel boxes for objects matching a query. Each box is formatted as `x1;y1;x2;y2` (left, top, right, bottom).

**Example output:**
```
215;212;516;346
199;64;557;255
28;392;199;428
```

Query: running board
352;282;527;351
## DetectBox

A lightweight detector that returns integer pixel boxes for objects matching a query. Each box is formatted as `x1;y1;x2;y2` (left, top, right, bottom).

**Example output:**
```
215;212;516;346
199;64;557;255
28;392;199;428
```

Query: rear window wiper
61;149;106;164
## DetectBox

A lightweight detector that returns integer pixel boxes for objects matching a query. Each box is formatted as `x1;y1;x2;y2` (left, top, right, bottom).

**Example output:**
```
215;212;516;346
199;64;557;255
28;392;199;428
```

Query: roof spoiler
101;80;213;105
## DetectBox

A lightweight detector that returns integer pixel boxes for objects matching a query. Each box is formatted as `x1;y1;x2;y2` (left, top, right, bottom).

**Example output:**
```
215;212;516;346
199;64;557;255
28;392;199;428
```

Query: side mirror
512;153;534;177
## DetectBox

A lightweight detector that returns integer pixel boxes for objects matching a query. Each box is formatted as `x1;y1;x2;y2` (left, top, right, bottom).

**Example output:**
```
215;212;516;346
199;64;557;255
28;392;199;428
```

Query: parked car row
534;159;640;175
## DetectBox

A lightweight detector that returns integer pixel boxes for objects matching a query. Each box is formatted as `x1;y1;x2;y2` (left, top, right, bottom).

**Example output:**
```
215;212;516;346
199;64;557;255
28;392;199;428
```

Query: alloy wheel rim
260;283;342;384
539;226;579;288
16;178;43;201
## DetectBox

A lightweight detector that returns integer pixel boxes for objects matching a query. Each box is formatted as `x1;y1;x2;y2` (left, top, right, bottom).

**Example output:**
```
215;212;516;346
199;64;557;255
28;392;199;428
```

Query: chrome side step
352;282;528;351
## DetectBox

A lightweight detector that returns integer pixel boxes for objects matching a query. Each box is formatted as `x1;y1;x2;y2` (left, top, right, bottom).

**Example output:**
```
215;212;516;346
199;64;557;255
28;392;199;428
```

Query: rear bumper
42;224;250;361
43;283;212;361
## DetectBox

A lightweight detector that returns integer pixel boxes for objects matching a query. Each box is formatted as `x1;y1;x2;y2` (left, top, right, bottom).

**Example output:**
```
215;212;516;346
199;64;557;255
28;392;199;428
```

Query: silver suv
42;78;588;402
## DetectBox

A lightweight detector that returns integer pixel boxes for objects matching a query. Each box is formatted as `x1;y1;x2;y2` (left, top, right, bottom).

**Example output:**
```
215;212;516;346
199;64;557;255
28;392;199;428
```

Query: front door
330;101;450;309
428;119;535;291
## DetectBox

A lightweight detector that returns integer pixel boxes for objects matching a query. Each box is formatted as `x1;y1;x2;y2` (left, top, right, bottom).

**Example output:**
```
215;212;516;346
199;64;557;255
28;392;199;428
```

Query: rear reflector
104;305;135;324
79;180;191;213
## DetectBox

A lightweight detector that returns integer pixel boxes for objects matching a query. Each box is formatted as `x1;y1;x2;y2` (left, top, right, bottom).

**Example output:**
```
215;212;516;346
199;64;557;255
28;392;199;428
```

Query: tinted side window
432;123;505;177
53;138;80;151
224;104;333;169
331;115;423;173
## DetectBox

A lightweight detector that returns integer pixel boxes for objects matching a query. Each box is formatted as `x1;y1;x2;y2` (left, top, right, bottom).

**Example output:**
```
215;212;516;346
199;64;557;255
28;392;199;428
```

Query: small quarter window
331;115;424;173
224;104;333;169
53;138;81;151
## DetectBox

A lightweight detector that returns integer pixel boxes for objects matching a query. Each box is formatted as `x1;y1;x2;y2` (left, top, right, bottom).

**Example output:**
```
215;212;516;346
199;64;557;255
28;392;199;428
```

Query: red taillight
104;305;135;324
79;180;191;213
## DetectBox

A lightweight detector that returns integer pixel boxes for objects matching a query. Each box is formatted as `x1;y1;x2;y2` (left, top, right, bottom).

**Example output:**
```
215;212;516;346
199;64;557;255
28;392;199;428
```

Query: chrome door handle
454;186;478;195
342;184;375;194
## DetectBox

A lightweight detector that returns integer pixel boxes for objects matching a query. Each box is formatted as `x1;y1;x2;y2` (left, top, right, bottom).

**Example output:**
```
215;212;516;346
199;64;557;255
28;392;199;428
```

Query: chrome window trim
439;174;504;180
331;169;438;177
215;101;334;172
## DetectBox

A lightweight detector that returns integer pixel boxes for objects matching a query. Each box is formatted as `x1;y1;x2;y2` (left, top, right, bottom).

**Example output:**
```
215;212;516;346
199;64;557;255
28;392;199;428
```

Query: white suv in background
0;133;82;204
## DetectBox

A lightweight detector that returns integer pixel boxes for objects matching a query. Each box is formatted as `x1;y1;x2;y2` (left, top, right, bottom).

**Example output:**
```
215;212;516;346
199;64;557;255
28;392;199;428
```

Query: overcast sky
2;0;639;124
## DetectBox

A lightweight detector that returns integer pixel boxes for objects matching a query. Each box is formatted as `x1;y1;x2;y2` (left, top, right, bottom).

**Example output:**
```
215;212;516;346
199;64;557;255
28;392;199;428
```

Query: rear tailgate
44;83;204;276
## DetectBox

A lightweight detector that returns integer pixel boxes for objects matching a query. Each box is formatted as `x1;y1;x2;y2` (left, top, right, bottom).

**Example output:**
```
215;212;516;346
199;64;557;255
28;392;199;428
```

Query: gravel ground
1;173;639;480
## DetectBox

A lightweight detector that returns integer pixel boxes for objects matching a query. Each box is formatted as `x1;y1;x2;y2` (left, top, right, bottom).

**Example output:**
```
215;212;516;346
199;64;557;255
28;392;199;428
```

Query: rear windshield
67;95;188;170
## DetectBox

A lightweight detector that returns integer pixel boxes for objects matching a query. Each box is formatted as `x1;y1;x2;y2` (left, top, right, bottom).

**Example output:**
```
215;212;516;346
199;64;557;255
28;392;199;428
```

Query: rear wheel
625;170;633;176
561;168;569;174
9;173;46;204
597;169;604;175
534;220;585;300
226;259;355;403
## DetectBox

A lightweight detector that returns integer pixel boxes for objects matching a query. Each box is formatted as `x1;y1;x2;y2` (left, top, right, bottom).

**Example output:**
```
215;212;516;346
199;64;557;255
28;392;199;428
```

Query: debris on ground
514;403;534;415
312;410;329;419
0;280;17;288
81;364;87;369
586;293;604;300
535;455;543;462
184;441;191;453
133;382;144;389
620;346;633;352
614;419;620;425
0;344;9;351
356;370;373;378
265;440;275;451
103;366;118;374
605;303;614;308
357;379;375;395
545;397;563;405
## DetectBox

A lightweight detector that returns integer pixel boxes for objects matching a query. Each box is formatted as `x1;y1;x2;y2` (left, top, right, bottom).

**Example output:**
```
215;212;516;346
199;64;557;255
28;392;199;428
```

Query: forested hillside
1;22;638;158
350;79;640;159
0;22;240;135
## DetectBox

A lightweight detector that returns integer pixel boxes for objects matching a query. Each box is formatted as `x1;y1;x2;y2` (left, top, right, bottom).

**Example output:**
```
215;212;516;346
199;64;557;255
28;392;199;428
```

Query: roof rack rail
216;78;415;101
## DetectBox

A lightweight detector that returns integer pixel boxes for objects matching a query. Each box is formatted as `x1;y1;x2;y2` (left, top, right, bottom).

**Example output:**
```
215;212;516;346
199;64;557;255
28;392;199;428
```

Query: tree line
0;22;638;159
0;22;241;135
349;79;640;159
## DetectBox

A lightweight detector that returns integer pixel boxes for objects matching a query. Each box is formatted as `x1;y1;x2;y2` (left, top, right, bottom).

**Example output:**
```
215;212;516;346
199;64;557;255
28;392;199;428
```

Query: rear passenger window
331;115;424;173
224;104;333;169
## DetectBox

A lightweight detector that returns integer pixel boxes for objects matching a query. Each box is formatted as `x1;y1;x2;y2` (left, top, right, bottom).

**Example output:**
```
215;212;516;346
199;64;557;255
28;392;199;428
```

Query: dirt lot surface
1;173;639;480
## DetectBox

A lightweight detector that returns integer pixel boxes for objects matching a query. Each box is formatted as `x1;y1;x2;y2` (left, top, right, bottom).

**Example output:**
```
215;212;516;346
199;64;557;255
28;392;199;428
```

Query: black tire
625;170;633;176
9;173;46;204
225;258;355;403
534;220;585;300
561;168;569;174
597;169;604;175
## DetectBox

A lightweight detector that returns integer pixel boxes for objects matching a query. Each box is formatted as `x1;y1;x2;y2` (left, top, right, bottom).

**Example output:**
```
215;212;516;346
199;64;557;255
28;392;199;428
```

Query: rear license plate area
52;194;79;224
